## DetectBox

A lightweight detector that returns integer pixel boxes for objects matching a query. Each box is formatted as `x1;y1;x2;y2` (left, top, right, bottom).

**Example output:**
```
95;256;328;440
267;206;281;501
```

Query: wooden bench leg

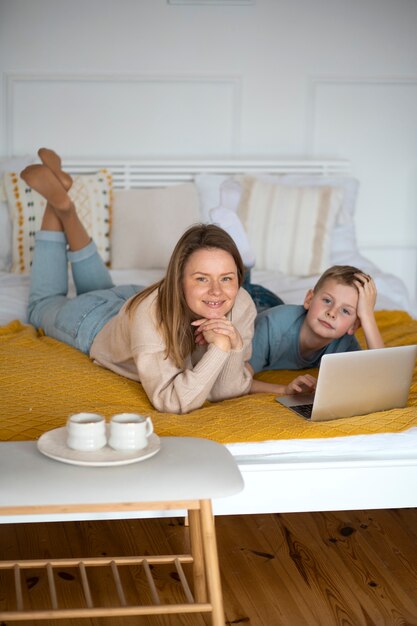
188;508;207;603
199;499;225;626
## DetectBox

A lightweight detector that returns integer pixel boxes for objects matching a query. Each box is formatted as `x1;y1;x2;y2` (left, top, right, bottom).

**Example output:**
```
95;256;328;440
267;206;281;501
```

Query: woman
21;149;257;414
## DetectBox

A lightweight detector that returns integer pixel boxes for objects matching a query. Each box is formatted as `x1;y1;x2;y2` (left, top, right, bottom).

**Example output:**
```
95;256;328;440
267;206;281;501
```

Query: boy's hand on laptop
248;370;316;396
285;374;317;395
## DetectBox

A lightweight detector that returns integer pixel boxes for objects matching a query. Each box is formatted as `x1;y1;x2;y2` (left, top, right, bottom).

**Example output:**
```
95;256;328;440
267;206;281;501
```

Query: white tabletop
0;436;244;513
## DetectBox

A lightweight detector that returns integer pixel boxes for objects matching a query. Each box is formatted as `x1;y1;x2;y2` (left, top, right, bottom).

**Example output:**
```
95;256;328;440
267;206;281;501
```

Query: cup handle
145;417;154;437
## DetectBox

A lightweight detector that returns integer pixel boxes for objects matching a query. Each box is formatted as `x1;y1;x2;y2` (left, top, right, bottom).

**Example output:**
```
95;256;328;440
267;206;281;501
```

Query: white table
0;436;243;625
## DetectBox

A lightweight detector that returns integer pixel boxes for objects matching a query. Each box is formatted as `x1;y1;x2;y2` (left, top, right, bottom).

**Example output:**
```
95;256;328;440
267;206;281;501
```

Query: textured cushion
259;174;360;264
3;169;112;273
238;176;342;276
194;172;360;273
111;183;200;269
0;156;35;271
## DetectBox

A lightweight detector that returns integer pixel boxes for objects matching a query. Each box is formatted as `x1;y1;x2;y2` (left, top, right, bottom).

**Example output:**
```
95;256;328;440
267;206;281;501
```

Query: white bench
0;436;243;625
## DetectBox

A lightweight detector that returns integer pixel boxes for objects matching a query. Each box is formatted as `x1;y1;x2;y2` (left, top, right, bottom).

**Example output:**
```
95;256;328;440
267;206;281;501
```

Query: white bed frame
5;158;417;523
63;157;351;188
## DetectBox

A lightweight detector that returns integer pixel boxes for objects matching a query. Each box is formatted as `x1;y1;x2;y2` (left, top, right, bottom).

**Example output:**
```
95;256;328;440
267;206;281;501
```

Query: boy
248;265;385;395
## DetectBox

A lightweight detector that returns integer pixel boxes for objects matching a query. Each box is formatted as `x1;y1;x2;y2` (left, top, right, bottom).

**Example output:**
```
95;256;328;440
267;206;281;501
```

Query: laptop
276;345;417;421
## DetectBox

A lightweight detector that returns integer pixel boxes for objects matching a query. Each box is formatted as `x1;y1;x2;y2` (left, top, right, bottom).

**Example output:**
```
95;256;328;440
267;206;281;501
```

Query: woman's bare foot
20;164;73;211
38;147;73;191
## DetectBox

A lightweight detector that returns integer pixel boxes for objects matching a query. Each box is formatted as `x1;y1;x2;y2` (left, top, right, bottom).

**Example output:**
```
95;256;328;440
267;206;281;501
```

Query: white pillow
238;176;343;276
0;155;36;271
111;183;200;269
194;173;231;222
3;169;112;273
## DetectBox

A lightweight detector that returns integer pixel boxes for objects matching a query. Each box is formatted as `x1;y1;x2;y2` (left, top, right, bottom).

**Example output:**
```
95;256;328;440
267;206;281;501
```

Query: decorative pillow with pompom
3;170;112;273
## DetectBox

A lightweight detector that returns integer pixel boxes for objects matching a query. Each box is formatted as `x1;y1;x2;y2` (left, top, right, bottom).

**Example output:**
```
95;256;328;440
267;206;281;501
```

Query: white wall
1;0;417;303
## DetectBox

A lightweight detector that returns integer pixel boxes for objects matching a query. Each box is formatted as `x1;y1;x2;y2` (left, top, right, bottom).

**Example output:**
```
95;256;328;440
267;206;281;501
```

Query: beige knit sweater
90;287;256;414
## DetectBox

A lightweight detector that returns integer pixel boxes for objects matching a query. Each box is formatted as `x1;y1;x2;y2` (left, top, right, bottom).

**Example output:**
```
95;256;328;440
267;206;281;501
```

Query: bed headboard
62;159;351;189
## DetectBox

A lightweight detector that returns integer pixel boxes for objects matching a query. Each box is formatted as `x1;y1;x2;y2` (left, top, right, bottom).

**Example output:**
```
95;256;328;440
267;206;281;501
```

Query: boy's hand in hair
354;272;377;322
353;272;385;349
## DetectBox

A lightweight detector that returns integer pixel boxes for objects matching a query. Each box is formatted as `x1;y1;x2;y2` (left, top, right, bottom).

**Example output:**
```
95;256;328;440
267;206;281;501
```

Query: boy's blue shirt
249;304;361;373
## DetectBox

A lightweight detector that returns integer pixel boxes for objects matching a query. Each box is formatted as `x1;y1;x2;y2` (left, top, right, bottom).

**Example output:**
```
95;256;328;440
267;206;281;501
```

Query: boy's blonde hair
313;265;363;293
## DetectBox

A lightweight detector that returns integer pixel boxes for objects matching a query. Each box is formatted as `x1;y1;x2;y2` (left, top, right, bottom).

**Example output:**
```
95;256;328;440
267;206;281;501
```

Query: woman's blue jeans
243;270;284;313
28;231;140;354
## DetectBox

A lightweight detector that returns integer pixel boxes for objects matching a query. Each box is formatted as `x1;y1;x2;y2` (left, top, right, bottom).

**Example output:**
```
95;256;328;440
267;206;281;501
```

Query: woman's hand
192;317;243;352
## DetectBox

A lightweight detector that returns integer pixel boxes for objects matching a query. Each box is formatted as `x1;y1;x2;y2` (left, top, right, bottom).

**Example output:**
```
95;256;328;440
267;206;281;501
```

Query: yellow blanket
1;311;417;444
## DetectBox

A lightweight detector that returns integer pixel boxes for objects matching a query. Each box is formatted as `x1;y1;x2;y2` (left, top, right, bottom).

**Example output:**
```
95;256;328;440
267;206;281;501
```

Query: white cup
109;413;154;451
66;412;107;452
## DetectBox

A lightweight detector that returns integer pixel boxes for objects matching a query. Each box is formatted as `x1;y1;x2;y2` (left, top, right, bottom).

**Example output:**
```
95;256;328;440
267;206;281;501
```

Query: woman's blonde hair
126;223;244;368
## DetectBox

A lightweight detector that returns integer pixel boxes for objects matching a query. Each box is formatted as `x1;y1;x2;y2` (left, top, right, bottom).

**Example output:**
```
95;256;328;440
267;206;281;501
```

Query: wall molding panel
4;73;243;158
306;75;417;156
305;76;417;303
305;75;417;247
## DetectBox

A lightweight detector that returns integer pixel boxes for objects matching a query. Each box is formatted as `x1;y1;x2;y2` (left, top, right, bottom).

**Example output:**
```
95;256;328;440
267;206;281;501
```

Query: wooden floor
1;508;417;626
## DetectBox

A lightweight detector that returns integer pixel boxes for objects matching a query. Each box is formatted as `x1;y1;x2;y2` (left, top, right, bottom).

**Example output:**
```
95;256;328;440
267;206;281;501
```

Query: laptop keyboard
291;404;313;420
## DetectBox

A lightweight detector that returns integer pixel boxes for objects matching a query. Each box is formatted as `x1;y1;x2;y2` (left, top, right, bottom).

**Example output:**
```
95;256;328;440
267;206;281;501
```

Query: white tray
37;427;160;466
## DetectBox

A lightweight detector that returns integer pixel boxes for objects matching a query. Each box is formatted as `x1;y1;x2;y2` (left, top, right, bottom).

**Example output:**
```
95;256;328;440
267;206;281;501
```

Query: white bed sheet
0;266;413;328
226;427;417;460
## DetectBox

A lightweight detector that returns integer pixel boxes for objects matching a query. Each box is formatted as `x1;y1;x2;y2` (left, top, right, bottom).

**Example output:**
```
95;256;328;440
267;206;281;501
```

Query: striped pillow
238;176;342;276
3;170;112;273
